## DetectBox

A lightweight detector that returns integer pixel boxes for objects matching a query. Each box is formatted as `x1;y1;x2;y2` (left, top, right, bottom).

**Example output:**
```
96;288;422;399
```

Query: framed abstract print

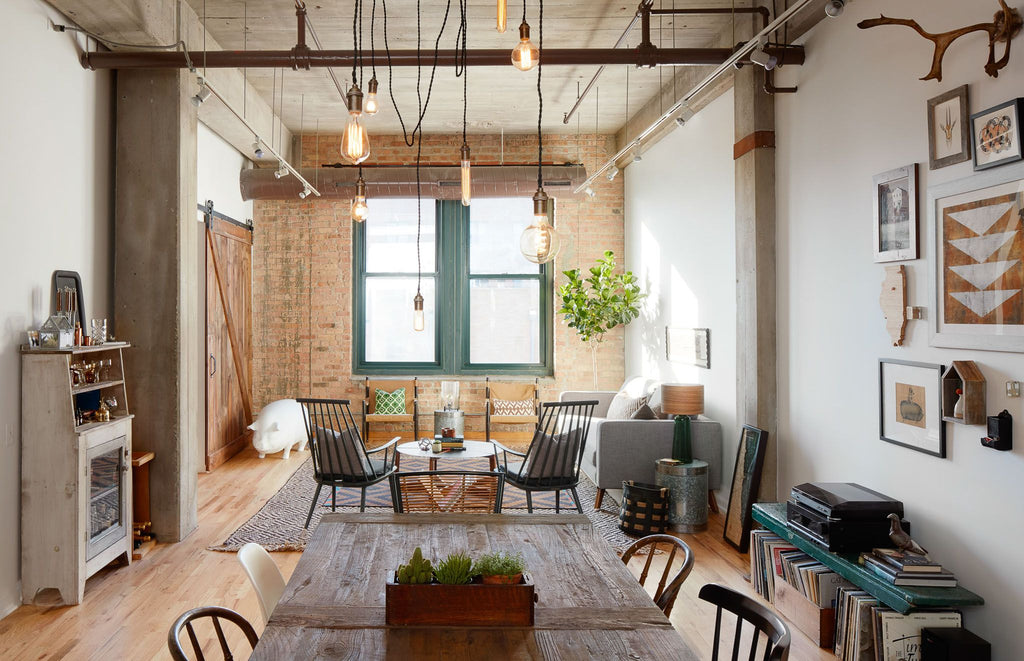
971;98;1023;171
879;359;946;458
874;164;919;262
929;161;1024;351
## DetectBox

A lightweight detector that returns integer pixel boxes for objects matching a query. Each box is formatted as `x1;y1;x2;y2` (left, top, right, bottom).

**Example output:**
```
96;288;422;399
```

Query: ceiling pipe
574;0;817;195
80;46;802;70
563;3;772;124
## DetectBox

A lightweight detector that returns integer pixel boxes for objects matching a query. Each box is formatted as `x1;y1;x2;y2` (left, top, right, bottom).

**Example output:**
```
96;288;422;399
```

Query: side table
655;459;708;533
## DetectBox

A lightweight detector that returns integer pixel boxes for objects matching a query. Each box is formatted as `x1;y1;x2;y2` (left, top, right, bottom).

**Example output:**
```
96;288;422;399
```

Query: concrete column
115;69;201;542
734;65;778;501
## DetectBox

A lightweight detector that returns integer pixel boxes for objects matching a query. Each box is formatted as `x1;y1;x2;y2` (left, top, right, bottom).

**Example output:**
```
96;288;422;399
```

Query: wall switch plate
1006;381;1020;397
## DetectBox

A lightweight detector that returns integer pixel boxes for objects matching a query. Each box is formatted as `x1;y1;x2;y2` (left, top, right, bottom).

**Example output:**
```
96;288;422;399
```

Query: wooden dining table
251;512;698;659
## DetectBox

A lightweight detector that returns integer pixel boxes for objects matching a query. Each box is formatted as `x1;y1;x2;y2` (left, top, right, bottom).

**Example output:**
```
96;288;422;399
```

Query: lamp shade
661;383;704;416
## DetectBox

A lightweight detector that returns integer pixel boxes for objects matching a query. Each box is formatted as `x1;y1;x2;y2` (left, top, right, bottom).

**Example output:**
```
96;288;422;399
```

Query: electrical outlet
1007;381;1021;398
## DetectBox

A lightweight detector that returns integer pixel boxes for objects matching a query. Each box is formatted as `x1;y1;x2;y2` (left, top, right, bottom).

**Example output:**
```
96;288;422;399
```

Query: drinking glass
90;319;107;345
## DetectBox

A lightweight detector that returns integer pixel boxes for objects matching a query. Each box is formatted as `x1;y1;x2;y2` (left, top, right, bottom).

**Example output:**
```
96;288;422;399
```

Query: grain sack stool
618;481;670;536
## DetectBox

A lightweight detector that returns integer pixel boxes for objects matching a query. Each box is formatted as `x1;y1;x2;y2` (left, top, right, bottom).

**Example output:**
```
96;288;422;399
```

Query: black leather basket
618;481;670;536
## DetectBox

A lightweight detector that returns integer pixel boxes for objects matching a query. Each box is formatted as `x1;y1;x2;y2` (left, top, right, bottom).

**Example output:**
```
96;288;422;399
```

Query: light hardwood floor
0;448;834;660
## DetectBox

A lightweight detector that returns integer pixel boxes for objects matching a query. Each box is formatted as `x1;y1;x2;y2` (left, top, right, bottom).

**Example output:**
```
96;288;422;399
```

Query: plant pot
481;573;523;585
385;572;535;626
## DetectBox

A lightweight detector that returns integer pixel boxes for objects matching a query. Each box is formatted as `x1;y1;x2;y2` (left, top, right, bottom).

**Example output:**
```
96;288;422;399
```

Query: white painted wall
624;89;737;502
0;0;113;618
774;1;1024;655
197;122;253;224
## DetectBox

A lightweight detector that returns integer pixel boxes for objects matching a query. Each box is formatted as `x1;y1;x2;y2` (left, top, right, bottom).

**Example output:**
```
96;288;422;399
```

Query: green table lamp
661;384;704;464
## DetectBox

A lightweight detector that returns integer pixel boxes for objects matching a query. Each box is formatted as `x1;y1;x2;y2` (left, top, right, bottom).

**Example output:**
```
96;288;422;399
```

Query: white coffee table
396;440;498;471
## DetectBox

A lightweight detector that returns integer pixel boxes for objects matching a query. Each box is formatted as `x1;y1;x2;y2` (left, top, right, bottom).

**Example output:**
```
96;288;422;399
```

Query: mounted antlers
857;0;1022;82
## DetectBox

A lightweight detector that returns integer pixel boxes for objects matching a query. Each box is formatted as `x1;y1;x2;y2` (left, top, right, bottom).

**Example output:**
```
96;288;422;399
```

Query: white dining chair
237;542;286;625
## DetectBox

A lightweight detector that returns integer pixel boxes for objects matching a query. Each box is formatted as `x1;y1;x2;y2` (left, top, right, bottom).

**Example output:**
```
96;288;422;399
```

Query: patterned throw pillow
374;388;406;415
492;398;535;416
606;392;650;420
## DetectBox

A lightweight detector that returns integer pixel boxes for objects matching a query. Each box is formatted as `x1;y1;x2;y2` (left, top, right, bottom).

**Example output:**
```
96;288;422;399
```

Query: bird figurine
887;513;929;557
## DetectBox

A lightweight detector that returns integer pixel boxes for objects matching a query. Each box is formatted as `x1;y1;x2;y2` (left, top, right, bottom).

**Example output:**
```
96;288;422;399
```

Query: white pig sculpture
248;399;309;459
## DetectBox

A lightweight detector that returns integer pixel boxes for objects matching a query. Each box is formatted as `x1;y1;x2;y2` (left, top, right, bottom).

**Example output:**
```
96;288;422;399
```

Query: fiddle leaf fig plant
558;250;646;388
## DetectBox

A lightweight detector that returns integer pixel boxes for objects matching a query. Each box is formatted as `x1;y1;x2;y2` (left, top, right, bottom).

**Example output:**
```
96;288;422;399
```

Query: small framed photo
873;164;919;263
927;85;970;170
971;98;1023;171
879;359;946;458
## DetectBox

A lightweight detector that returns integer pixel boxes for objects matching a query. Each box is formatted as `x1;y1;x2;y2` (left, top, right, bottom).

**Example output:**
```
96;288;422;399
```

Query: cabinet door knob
209;354;217;376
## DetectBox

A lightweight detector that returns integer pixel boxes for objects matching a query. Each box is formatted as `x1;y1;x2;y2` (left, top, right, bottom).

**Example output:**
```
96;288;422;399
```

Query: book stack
433;435;465;450
859;548;958;588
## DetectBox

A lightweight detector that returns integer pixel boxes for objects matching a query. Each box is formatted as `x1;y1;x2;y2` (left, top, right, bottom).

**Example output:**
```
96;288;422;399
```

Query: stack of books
433;435;465;450
858;548;957;587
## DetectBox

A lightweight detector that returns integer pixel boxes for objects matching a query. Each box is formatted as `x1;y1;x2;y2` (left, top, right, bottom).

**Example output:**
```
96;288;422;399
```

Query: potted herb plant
473;550;527;585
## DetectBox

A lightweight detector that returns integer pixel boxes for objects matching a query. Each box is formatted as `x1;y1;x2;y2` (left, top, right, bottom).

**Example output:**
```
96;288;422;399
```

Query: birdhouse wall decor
942;361;986;425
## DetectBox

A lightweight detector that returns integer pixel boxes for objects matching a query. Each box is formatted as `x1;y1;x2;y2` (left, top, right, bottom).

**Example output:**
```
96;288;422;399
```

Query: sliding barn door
205;214;253;471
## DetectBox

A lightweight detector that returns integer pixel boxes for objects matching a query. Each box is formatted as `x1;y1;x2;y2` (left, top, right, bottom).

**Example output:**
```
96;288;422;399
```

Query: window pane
469;279;540;364
365;198;436;273
469;197;540;275
365;277;436;362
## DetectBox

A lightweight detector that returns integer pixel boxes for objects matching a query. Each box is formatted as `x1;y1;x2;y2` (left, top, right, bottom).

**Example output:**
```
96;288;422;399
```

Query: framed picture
873;164;919;262
879;359;946;458
52;270;85;329
723;425;767;553
666;327;710;368
927;85;971;170
928;161;1024;351
971;98;1023;171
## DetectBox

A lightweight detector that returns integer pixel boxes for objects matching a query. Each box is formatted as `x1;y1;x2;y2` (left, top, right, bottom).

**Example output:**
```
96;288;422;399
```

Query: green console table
752;503;984;614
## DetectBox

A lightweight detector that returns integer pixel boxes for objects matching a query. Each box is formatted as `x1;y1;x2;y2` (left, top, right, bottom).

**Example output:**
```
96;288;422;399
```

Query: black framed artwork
879;358;946;458
52;270;85;328
723;424;768;553
971;98;1023;171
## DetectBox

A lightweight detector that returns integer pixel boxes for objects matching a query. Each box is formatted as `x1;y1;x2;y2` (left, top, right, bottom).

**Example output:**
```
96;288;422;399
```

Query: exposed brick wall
251;132;626;441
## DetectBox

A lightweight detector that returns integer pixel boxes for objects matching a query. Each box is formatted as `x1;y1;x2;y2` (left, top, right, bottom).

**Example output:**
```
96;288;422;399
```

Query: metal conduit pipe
80;46;802;70
573;0;817;195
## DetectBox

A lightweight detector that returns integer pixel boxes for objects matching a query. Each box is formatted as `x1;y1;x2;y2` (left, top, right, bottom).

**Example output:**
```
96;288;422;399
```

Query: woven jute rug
209;456;641;554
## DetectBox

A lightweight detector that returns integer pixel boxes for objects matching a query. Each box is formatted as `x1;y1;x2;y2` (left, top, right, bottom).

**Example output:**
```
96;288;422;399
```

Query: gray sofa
560;390;723;510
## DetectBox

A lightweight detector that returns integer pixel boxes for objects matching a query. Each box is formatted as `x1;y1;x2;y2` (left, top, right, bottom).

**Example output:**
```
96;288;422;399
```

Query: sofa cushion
631;404;659;420
606;392;649;419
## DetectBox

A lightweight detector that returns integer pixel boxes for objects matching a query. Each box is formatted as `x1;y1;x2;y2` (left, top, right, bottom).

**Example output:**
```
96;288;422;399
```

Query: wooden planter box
385;573;537;626
773;579;835;649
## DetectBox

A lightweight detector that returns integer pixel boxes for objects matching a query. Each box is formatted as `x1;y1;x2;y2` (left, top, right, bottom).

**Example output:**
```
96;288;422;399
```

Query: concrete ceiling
183;0;742;135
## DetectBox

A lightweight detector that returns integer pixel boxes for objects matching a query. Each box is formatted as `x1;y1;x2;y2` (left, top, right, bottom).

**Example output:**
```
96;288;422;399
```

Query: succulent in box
433;551;474;585
472;551;526;584
397;547;434;584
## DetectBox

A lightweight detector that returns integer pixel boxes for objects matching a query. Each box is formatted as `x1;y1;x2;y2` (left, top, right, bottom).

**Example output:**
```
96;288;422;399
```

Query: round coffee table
396;440;498;471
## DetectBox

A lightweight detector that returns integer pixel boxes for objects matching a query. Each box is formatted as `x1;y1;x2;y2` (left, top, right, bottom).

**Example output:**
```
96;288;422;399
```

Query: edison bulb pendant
496;0;507;33
342;115;370;164
351;177;369;222
511;22;539;71
364;77;380;115
460;143;472;207
413;291;425;332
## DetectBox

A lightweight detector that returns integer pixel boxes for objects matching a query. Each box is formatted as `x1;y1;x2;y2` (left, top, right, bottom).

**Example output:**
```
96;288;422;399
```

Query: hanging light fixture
520;0;561;264
511;21;539;71
342;84;370;164
460;143;472;206
364;76;380;115
459;6;471;207
413;291;425;331
497;0;507;33
351;174;369;221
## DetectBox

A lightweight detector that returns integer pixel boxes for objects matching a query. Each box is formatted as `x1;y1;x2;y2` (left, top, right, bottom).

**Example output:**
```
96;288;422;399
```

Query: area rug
209;456;639;554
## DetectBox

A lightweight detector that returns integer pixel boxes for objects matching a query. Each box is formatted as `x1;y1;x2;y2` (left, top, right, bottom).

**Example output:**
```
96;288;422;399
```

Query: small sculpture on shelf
888;513;929;558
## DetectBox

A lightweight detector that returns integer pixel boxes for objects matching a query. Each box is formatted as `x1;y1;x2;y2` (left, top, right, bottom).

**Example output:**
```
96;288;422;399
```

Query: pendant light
461;144;472;206
459;6;471;207
497;0;507;33
351;173;369;222
342;84;370;164
520;0;561;264
511;21;539;71
364;76;380;115
413;291;425;331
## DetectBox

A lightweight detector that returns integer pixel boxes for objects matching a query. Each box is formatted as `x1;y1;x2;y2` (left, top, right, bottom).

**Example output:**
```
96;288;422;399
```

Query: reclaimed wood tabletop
251;512;697;660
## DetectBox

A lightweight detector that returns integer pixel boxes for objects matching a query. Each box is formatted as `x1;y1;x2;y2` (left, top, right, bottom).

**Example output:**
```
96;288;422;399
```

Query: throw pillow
606;392;650;420
630;403;659;420
523;427;584;480
374;388;406;415
492;398;535;416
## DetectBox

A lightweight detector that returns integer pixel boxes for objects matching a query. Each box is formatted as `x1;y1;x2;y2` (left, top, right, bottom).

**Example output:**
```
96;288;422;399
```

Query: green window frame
353;199;554;376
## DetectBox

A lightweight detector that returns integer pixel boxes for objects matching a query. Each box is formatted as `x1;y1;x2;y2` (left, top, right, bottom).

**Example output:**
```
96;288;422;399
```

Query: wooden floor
0;448;834;660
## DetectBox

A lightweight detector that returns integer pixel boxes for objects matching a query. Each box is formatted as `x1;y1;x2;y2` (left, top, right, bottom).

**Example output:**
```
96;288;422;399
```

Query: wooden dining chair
390;470;504;513
494;399;598;513
620;534;694;617
167;606;259;661
698;583;791;661
362;377;419;443
297;398;400;527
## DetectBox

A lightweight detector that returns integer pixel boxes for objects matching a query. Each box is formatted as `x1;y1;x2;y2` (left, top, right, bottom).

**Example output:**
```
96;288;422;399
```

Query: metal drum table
655;458;708;533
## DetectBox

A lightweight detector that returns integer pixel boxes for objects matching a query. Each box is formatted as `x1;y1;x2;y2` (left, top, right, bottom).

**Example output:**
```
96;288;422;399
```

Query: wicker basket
618;481;670;536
